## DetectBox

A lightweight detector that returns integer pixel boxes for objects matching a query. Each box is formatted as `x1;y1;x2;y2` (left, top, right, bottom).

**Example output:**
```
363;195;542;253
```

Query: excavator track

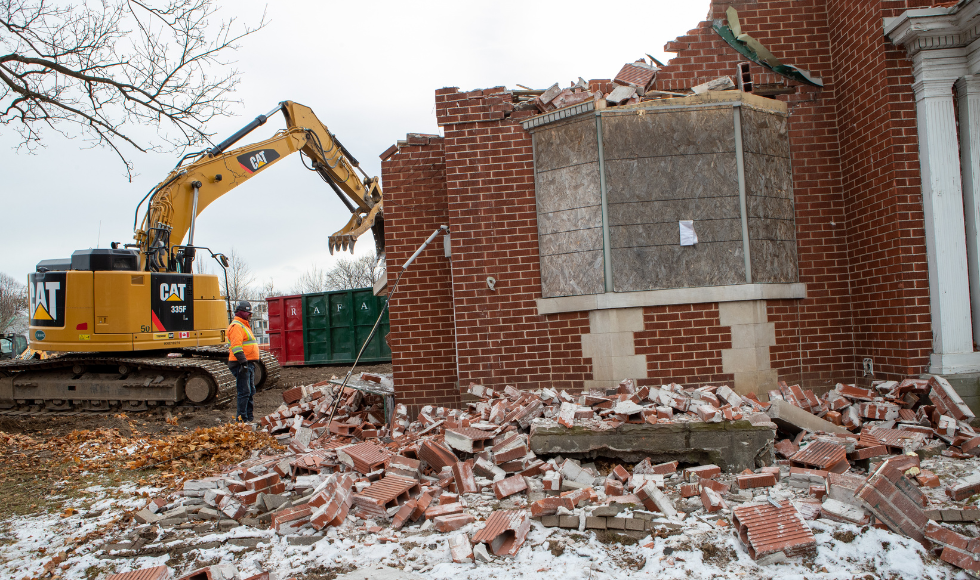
0;348;280;416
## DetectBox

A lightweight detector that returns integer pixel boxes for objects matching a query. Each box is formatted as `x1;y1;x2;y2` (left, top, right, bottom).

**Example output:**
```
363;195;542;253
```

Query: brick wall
382;0;939;405
655;0;933;386
436;87;593;392
381;135;460;411
382;90;593;407
634;304;734;387
828;0;933;378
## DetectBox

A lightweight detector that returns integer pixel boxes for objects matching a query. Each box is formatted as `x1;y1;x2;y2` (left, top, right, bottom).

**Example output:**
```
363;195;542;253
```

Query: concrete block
766;399;848;435
541;515;560;528
718;300;768;326
624;518;646;531
134;509;162;524
530;418;775;472
585;516;607;529
286;535;322;546
589;307;644;334
581;332;636;359
730;323;777;348
722;346;771;374
734;370;779;397
607;517;626;529
559;515;581;528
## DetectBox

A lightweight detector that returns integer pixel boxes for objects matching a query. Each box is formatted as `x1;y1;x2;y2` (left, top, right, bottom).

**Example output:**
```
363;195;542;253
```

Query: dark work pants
230;361;255;421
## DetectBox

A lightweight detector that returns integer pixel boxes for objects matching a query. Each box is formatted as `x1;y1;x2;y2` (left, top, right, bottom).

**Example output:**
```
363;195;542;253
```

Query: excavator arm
134;100;383;272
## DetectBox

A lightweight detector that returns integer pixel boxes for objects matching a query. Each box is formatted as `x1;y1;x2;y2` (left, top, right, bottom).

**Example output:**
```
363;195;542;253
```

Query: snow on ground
0;479;963;580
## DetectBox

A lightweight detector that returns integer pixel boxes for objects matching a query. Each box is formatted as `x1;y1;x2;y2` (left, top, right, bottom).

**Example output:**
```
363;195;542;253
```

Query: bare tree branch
221;247;254;306
0;0;266;180
292;254;385;294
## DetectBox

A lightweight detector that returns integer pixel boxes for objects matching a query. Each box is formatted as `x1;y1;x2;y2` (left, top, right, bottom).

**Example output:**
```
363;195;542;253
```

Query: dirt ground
0;363;391;520
0;362;392;437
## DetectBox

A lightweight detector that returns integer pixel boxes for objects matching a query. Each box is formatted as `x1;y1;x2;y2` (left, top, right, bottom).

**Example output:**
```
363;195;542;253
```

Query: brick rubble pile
500;58;735;116
125;373;980;578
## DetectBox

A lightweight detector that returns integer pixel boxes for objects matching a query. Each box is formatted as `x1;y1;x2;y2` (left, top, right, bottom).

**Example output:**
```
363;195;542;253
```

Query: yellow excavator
0;101;384;413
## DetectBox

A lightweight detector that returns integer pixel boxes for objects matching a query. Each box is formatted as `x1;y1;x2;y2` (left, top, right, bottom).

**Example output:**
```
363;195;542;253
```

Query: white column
913;78;979;373
957;75;980;347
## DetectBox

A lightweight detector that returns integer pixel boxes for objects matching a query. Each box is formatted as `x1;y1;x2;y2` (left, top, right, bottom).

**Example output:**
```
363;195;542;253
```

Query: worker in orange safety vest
227;300;260;422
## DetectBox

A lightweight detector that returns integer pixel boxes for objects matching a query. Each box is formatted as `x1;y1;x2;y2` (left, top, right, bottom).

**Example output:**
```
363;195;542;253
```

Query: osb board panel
603;153;739;205
601;108;735;159
744;153;794;202
740;108;791;159
750;239;798;284
611;243;746;292
608;196;741;228
541;249;605;298
610;218;743;249
540;228;603;257
747;193;795;222
538;205;602;236
533;118;598;172
535;161;601;215
748;217;797;242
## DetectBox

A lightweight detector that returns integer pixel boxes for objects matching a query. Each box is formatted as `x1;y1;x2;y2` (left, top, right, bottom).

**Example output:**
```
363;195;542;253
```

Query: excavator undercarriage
0;348;280;415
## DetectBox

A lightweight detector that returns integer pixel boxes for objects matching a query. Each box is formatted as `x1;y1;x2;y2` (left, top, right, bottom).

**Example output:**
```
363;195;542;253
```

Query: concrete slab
529;419;774;472
766;399;848;435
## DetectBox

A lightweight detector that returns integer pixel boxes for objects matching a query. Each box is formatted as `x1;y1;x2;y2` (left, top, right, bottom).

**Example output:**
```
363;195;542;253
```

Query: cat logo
236;148;281;174
160;283;187;302
32;280;61;322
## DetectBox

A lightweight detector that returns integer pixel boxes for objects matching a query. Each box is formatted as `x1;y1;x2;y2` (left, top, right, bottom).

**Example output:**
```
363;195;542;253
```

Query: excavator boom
135;100;383;272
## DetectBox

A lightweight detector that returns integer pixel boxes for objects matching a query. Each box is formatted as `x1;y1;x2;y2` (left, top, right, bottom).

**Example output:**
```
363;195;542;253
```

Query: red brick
492;474;528;499
737;473;777;489
434;513;476;532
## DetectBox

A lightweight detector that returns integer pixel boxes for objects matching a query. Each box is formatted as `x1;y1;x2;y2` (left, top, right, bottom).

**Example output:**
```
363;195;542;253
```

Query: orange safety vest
227;316;260;362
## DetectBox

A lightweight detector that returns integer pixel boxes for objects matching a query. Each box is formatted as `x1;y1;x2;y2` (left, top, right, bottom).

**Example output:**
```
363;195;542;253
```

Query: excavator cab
0;334;28;360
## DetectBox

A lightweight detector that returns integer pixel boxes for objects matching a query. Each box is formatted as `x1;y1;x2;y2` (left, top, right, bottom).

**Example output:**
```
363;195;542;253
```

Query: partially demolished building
380;0;980;411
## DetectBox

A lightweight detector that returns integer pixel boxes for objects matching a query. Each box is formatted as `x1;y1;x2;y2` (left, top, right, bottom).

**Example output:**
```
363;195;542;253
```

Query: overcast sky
0;0;711;294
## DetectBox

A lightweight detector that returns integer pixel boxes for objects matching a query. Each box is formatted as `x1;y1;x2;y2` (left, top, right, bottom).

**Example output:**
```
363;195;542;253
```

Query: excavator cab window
0;337;11;356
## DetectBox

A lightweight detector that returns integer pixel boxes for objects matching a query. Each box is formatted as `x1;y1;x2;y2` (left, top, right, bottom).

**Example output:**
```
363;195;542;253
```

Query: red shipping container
266;295;305;365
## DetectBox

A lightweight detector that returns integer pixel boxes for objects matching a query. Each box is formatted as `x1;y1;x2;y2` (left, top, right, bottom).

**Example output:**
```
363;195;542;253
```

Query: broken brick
452;461;479;495
418;440;458;471
929;376;975;421
701;486;725;513
737;473;777;489
855;456;930;546
107;567;171;580
946;474;980;501
449;533;473;563
434;513;476;532
732;503;817;560
683;465;721;481
790;440;849;473
492;474;528;499
775;439;799;459
425;502;464;520
471;510;531;557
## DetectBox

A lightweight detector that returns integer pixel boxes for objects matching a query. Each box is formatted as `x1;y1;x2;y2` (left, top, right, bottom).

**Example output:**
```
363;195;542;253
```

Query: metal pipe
404;226;448;269
187;181;202;246
733;103;753;284
596;112;614;292
325;225;450;428
207;104;282;157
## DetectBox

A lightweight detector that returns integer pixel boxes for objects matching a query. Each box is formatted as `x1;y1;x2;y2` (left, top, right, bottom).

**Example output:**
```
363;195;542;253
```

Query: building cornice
885;1;980;56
